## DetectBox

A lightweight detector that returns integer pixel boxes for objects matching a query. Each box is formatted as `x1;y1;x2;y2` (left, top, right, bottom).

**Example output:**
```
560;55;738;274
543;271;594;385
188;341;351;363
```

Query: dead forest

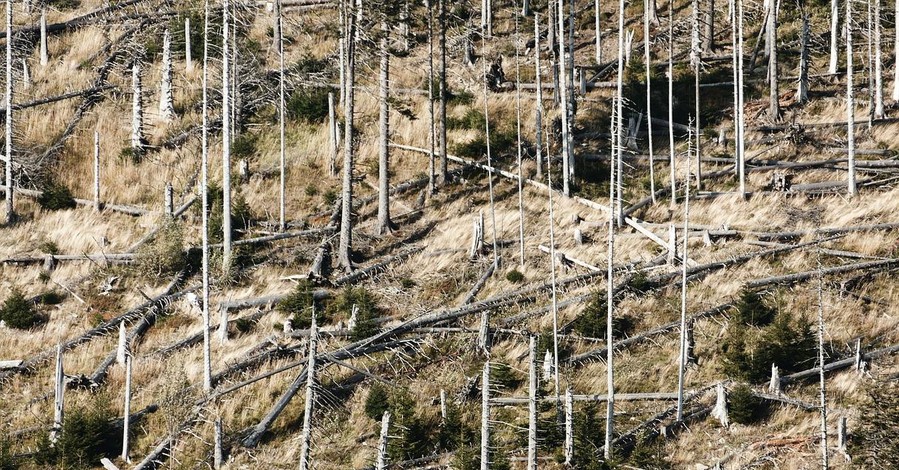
0;0;899;468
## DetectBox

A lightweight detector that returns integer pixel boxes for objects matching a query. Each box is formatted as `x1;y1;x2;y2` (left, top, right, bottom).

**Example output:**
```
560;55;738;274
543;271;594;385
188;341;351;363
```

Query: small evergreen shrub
277;279;320;329
35;399;118;469
364;382;390;421
37;181;77;211
491;363;522;390
232;133;259;159
0;289;43;329
327;287;381;341
728;383;766;425
733;290;777;327
287;87;330;123
505;269;524;283
134;221;186;277
721;310;816;383
572;291;635;339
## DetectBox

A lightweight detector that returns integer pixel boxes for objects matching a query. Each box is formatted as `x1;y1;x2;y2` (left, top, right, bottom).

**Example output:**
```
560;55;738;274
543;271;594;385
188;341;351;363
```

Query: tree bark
527;336;537;470
437;0;448;186
222;0;233;271
201;0;212;393
515;12;525;267
558;0;572;196
767;0;780;122
816;258;830;469
847;0;857;195
278;0;286;232
121;355;132;463
595;0;602;64
338;9;357;272
829;0;839;74
298;318;317;470
131;60;143;155
375;411;390;470
160;29;174;120
480;361;490;470
737;0;746;197
873;0;884;118
40;8;47;66
535;11;544;180
377;20;393;235
185;17;192;72
703;0;715;53
894;0;899;100
645;0;656;203
51;343;64;443
798;12;810;103
564;387;573;464
668;0;676;207
427;0;436;193
676;125;693;422
93;131;100;211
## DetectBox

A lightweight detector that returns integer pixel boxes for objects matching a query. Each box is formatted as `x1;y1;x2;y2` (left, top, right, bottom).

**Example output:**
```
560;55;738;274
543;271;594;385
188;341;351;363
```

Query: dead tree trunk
645;0;656;202
214;418;223;469
160;29;174;120
558;0;572;196
427;0;436;193
676;123;693;422
767;0;780;121
298;317;318;470
480;360;490;470
4;0;13;225
277;0;286;231
338;8;357;272
817;259;830;469
272;0;281;52
829;0;839;74
873;0;884;118
604;104;616;459
534;13;544;180
222;0;233;272
131;60;144;156
51;344;64;443
667;0;676;207
737;0;746;197
328;91;338;177
93;131;100;211
377;20;393;236
437;0;448;186
894;0;899;100
847;0;857;196
798;12;810;103
594;0;602;64
20;58;28;90
185;17;192;72
616;0;627;223
121;354;132;463
375;411;390;470
201;0;212;393
40;8;47;66
703;0;715;52
515;12;525;267
527;336;537;470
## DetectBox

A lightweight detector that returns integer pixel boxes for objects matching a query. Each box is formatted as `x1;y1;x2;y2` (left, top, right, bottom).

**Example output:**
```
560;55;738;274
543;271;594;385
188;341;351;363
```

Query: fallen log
1;253;135;265
459;262;497;306
491;392;680;405
746;258;899;288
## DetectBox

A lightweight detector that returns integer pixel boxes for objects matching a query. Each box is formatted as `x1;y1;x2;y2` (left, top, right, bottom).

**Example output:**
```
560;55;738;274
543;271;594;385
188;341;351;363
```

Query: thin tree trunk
527;336;537;470
481;31;500;271
338;9;357;272
546;61;562;404
4;0;14;225
847;0;857;195
616;0;626;224
131;60;143;155
676;122;693;422
798;12;810;103
668;0;676;207
703;0;715;52
737;0;746;197
558;0;572;196
375;411;390;470
328;92;338;177
298;317;318;470
185;17;192;72
480;361;490;470
272;0;281;52
51;343;64;443
604;99;616;457
535;13;544;180
894;0;899;100
377;20;393;235
201;0;212;393
94;131;100;211
160;29;174;120
278;0;286;232
645;0;656;203
767;0;780;121
437;0;448;186
222;0;233;272
829;0;839;74
692;0;703;189
121;354;132;463
595;0;602;64
427;0;436;193
817;256;830;469
550;6;559;105
213;418;223;469
40;8;47;66
515;9;525;268
564;388;573;464
874;0;884;118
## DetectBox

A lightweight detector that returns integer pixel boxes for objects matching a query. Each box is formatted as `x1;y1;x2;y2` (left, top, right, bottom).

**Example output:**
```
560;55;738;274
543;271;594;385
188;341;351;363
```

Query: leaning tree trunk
5;0;13;225
767;0;780;122
338;10;357;272
829;0;839;74
480;32;500;271
222;0;233;272
377;20;393;235
160;29;174;120
375;411;390;470
437;0;448;186
847;0;857;195
201;0;213;393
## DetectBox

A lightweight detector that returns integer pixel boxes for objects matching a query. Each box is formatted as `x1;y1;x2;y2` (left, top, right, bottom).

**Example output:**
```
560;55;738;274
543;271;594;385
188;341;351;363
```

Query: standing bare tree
767;0;780;121
515;8;525;267
160;29;175;121
847;0;857;195
595;0;602;64
201;0;213;393
668;0;676;207
298;316;318;470
798;10;810;103
480;361;491;470
277;0;286;232
894;0;899;100
437;0;448;186
5;0;14;225
427;0;436;193
131;60;145;156
829;0;840;74
93;131;100;211
816;254;830;469
703;0;715;52
873;0;884;118
185;17;192;71
121;354;132;463
40;8;47;66
604;99;617;459
377;20;394;235
535;13;544;180
676;121;693;422
222;0;233;272
737;0;746;197
645;0;656;202
338;4;357;272
558;0;572;196
527;336;538;470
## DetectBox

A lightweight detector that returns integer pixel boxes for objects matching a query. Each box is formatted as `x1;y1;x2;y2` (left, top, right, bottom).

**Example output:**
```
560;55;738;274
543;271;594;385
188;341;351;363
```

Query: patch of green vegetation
572;291;635;339
733;290;777;327
277;279;322;329
491;362;522;390
0;289;43;329
134;220;186;278
720;309;816;383
287;87;330;124
37;181;77;211
727;383;767;425
35;397;118;469
232;133;259;160
505;269;524;283
327;287;381;341
851;380;899;465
